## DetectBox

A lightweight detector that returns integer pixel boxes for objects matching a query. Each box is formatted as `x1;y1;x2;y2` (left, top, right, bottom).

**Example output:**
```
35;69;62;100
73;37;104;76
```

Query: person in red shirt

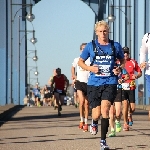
122;47;142;131
51;68;69;116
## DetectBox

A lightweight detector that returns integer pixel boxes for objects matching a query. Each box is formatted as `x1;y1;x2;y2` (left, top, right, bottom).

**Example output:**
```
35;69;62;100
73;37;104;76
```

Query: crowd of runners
29;20;150;150
70;20;150;150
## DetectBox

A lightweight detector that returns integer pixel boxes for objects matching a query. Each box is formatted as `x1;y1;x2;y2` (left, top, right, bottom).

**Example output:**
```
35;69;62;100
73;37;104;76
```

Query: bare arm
71;66;76;79
50;78;55;91
129;61;142;80
112;58;125;75
64;75;69;88
135;61;142;79
137;72;142;79
119;58;125;69
78;58;90;71
78;58;99;73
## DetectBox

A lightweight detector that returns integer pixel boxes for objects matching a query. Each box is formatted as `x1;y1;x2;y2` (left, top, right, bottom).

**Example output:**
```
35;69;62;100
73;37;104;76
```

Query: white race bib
122;83;130;90
95;65;111;77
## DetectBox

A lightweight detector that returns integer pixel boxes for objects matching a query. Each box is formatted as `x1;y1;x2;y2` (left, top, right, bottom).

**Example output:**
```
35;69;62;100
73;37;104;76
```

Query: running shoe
115;120;121;132
83;124;88;132
100;140;110;150
108;129;116;137
79;122;85;129
90;124;98;135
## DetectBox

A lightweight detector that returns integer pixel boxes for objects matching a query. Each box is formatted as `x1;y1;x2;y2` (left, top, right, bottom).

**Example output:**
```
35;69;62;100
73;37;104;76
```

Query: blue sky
27;0;95;86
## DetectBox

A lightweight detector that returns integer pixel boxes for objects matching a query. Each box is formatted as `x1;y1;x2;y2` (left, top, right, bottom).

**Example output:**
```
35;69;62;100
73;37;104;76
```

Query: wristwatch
122;79;125;83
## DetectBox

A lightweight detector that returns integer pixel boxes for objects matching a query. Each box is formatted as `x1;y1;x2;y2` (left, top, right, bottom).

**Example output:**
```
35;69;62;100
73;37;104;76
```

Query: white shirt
140;33;150;75
72;57;90;83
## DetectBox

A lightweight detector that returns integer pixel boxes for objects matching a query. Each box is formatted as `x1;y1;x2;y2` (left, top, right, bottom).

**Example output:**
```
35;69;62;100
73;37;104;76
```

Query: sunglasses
124;51;129;54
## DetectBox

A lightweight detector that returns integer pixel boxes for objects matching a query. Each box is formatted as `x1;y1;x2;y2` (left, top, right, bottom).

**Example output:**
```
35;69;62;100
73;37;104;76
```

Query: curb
136;105;150;111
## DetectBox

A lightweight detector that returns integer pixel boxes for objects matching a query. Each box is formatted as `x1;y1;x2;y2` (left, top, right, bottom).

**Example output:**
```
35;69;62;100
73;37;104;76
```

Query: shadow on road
9;112;80;122
0;105;25;127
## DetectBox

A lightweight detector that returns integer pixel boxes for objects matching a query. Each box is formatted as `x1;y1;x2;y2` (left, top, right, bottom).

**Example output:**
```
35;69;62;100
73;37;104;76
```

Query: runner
71;43;90;132
43;85;53;106
140;33;150;119
108;60;129;137
78;20;124;149
32;85;40;106
51;68;69;116
122;47;142;131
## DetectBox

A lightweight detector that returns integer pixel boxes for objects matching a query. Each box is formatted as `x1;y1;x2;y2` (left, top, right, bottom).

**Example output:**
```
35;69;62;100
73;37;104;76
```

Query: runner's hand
89;64;99;74
140;62;147;69
131;74;138;79
71;75;76;80
113;67;121;75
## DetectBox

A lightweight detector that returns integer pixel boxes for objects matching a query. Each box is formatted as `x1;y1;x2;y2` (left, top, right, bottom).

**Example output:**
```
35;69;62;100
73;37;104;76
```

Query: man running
108;60;129;137
140;33;150;118
78;20;124;150
51;68;69;116
71;43;90;132
122;47;142;131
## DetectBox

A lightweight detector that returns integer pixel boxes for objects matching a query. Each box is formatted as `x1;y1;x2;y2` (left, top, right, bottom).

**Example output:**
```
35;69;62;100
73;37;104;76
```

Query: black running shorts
114;88;122;102
44;93;52;99
122;89;135;103
87;84;117;109
75;80;87;96
54;89;66;96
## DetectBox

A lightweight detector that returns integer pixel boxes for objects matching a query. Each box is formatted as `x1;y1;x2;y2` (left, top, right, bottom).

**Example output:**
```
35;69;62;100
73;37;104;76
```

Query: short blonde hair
94;20;110;31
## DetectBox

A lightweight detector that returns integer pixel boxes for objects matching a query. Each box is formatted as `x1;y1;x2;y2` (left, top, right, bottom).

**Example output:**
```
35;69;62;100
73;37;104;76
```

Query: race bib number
56;89;62;93
122;83;130;90
95;65;111;77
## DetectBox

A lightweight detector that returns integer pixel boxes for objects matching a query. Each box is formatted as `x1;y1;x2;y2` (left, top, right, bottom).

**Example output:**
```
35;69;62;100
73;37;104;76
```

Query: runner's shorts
44;93;52;99
122;89;135;103
87;84;117;109
34;95;39;98
54;89;66;96
75;80;87;96
114;88;122;102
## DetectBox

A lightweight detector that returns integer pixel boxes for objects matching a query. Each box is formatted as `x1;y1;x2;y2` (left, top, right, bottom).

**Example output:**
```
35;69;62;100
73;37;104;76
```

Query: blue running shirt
80;40;124;86
32;88;40;96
